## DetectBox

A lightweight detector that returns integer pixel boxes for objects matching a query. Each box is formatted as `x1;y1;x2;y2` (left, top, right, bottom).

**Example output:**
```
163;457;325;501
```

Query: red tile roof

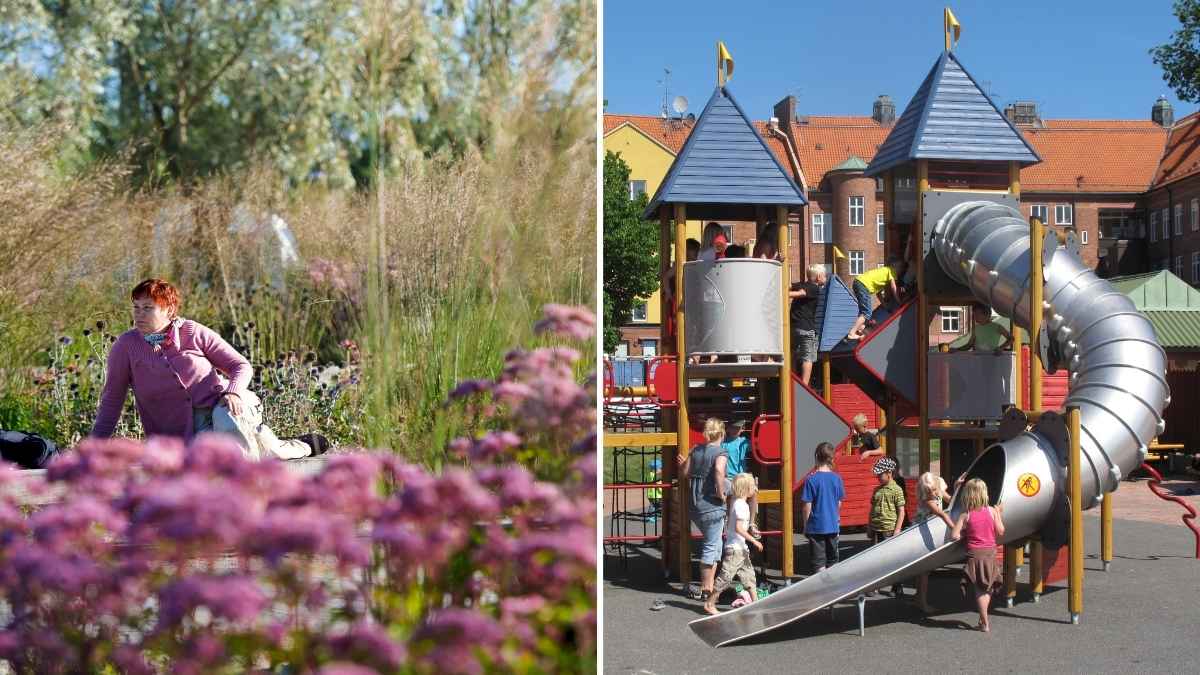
603;114;692;154
1152;111;1200;188
787;118;889;187
604;113;1176;194
1019;120;1168;192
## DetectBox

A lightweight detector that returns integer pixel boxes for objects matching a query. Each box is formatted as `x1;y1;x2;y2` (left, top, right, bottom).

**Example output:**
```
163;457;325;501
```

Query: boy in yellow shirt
848;257;902;340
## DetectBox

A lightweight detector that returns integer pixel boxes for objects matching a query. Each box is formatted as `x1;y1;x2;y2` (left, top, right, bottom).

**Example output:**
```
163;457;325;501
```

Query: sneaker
291;433;331;456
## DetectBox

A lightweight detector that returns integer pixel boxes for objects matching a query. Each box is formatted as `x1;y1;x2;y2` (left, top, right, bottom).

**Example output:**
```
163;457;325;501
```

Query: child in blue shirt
800;442;845;573
722;420;760;538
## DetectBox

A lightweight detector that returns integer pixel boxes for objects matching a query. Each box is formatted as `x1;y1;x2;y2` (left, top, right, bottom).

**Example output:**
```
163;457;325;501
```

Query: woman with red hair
91;278;328;459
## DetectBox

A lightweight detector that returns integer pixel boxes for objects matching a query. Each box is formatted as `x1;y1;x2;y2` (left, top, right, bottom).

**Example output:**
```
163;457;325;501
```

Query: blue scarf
144;318;181;347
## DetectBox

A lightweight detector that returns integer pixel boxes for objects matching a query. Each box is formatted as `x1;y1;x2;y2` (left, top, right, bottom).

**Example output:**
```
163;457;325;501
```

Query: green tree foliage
602;151;657;352
0;0;595;185
1152;0;1200;102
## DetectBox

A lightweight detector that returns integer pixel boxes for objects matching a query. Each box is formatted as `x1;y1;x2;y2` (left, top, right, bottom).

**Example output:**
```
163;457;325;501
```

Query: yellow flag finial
717;41;734;86
833;245;847;260
944;7;961;51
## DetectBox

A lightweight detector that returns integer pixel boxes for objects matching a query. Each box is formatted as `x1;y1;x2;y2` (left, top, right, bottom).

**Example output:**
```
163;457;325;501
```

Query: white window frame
1055;204;1073;226
628;180;647;199
631;301;648;322
1151;211;1158;242
876;212;885;243
1175;204;1184;236
1031;204;1049;223
1192;199;1199;232
1080;229;1088;245
1193;252;1200;283
849;250;865;275
940;307;962;333
1163;208;1170;240
811;213;829;243
614;342;629;357
849;196;865;226
639;338;658;357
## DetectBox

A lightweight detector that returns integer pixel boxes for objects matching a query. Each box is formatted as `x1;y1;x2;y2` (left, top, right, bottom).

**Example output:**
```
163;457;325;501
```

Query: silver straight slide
690;516;965;647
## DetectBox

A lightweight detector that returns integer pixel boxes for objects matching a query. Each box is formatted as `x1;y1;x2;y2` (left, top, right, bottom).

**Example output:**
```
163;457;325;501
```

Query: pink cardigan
91;319;252;440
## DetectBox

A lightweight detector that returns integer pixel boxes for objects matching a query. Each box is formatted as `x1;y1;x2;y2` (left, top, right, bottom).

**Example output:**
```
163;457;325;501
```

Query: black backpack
0;431;58;469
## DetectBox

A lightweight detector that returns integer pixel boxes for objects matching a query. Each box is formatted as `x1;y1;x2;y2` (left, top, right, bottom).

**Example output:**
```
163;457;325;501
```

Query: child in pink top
950;478;1006;632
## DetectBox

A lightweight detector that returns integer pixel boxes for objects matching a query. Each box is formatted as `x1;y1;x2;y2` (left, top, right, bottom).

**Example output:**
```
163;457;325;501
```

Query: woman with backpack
90;278;328;460
676;417;729;605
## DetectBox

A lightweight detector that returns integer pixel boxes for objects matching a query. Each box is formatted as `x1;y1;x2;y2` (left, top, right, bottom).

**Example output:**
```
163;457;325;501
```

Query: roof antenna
658;67;672;119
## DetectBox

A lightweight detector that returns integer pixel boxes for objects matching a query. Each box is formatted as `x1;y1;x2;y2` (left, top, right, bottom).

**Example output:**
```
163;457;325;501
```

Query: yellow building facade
603;119;705;328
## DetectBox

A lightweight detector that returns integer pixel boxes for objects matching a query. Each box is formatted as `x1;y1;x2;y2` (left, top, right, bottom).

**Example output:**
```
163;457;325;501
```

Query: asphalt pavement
602;516;1199;674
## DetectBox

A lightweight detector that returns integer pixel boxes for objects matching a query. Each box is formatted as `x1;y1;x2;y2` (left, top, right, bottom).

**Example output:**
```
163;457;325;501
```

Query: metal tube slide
689;201;1168;647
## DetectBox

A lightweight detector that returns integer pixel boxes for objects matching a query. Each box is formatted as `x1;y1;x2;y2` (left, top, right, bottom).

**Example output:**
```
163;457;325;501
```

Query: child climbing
950;477;1006;632
800;442;845;574
868;456;906;598
722;420;760;539
848;256;903;340
914;471;954;613
704;473;762;615
852;413;884;460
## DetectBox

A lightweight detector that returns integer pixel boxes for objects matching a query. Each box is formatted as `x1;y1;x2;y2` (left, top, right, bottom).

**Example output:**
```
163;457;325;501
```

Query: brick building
605;93;1194;355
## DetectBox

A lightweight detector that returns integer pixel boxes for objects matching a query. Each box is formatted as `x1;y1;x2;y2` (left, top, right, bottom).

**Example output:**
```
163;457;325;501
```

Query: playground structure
604;15;1195;648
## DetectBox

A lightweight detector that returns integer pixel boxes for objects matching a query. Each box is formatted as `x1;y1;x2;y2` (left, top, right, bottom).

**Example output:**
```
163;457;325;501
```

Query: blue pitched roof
815;275;859;352
864;51;1041;177
644;85;806;219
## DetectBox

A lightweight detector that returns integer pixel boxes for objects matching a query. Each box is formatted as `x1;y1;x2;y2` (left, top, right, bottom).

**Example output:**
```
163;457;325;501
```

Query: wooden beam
778;204;795;579
756;489;782;505
603;432;679;448
674;203;691;585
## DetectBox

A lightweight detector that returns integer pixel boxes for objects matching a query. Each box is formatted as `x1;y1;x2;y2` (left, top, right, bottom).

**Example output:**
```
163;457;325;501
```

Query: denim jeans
691;509;727;566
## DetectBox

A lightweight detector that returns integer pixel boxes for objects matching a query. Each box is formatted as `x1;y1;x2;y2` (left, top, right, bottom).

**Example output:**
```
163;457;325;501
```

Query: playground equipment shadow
603;516;1198;674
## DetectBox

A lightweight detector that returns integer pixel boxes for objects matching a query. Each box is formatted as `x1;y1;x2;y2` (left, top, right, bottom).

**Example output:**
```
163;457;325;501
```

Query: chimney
1152;96;1174;127
1005;101;1040;125
773;95;797;131
872;94;895;125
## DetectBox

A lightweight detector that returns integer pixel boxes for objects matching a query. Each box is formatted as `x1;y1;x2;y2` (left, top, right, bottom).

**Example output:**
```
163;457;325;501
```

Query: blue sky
603;0;1190;122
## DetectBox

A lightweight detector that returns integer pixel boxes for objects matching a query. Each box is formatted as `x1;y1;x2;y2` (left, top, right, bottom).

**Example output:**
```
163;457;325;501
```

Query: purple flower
448;378;493;400
327;620;407;671
157;575;266;629
125;474;262;548
533;304;595;340
414;608;505;674
316;665;381;675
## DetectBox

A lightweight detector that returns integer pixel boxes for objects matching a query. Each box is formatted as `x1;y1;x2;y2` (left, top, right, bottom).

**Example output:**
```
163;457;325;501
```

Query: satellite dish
672;95;688;115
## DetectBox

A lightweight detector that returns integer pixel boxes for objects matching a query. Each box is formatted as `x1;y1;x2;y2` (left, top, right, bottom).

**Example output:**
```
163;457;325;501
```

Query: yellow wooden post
877;405;887;455
673;203;691;585
1101;491;1113;572
1068;404;1083;624
778;205;795;578
917;160;931;476
1029;535;1044;602
821;354;832;404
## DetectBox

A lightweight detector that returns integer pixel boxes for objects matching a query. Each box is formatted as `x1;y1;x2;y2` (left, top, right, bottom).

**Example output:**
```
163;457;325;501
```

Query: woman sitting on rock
91;278;328;459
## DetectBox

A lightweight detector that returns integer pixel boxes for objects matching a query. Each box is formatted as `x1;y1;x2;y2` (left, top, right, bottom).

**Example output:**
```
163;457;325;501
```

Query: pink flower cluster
0;307;598;673
448;305;597;479
0;435;595;673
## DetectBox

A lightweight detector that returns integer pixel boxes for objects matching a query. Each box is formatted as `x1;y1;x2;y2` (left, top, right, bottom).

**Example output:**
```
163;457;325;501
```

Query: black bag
0;430;58;469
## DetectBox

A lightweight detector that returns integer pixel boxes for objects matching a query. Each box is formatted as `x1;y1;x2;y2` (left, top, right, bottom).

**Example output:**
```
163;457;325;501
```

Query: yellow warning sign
1017;473;1041;498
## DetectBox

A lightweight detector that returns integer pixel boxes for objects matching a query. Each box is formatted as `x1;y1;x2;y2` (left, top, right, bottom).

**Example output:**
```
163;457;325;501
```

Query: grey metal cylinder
683;258;783;356
933;201;1169;508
